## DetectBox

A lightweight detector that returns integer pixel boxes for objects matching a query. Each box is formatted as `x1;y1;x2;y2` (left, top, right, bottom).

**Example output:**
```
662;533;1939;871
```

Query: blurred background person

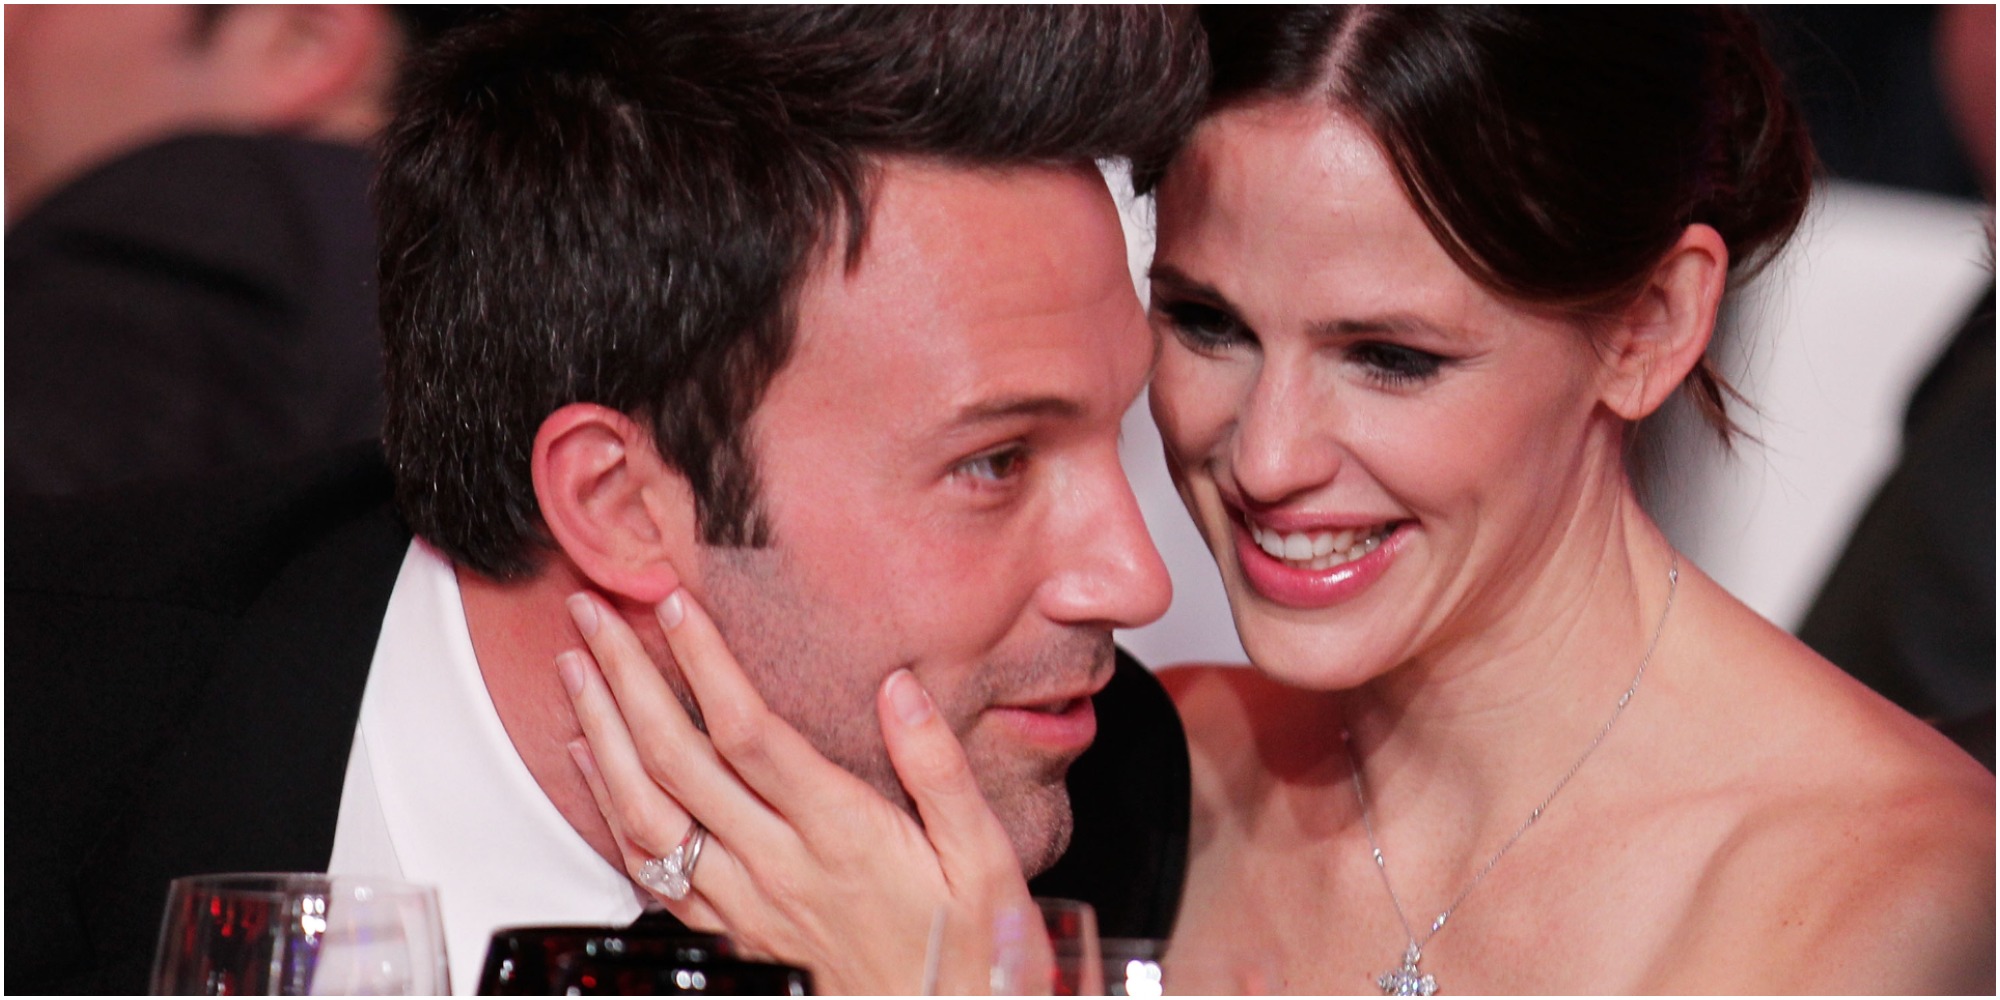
5;5;479;496
1762;6;1992;765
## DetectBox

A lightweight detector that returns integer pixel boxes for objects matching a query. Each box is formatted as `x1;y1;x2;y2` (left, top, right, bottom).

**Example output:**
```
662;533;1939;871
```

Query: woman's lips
1232;513;1408;609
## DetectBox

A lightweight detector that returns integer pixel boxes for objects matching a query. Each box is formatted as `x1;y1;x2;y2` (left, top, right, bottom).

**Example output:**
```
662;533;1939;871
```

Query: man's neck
455;562;625;870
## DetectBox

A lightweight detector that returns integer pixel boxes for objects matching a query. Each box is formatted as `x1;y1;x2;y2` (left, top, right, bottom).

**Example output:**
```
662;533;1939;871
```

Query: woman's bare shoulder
1715;596;1990;799
1655;761;1993;993
1674;577;1987;791
1649;595;1996;992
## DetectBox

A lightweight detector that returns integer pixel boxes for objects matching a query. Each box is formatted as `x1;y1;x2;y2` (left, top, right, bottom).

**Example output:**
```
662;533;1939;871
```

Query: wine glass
1099;937;1278;995
1100;938;1167;997
477;925;812;995
989;897;1104;995
150;873;449;995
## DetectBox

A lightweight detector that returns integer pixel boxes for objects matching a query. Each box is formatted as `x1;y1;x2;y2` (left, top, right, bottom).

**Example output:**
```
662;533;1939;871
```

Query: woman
563;8;1994;993
1137;7;1992;993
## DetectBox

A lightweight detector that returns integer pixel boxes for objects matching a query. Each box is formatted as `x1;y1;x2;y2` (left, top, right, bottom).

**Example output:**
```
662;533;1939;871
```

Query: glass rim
164;872;440;902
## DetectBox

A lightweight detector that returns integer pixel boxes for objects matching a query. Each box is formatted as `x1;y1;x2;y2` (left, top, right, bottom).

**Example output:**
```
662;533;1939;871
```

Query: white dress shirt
328;540;645;994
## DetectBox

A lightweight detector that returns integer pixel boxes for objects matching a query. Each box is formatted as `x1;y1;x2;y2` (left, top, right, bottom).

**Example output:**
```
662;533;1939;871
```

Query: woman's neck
1337;485;1682;837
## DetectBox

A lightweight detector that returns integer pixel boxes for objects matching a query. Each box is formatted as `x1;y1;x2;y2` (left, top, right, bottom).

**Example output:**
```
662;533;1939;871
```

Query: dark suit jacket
5;446;1190;993
5;134;384;496
1798;285;1995;768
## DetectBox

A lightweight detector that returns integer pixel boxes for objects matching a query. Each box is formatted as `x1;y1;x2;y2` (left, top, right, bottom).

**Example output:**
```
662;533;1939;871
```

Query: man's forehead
767;157;1149;434
827;157;1117;306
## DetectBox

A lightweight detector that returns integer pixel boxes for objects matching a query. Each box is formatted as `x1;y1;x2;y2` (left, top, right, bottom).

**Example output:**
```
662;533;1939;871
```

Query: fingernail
566;593;599;638
885;669;934;726
657;590;685;631
566;738;597;778
557;650;585;697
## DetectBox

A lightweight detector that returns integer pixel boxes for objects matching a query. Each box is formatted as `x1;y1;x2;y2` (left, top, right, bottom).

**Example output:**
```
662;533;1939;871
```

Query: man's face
4;6;220;221
693;160;1172;875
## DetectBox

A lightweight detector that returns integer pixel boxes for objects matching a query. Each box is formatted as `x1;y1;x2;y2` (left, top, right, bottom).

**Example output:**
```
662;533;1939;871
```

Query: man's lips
988;696;1098;752
995;670;1114;713
986;674;1112;752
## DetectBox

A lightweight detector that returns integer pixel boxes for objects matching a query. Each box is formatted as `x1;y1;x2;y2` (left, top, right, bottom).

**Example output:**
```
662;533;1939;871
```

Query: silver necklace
1345;559;1680;996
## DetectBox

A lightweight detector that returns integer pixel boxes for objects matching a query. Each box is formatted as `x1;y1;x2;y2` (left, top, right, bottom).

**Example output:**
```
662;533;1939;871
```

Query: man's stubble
691;543;1110;876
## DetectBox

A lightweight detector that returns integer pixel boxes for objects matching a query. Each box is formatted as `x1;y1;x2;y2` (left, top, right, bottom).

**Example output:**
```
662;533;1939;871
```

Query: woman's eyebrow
1146;264;1229;304
1151;263;1461;342
1307;315;1458;339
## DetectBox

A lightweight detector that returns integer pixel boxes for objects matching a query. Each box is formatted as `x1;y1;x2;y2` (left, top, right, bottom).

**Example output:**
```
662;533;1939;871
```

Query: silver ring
636;821;707;901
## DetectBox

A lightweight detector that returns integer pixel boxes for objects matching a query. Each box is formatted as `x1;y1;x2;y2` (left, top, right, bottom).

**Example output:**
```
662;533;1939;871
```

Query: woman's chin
1213;532;1419;692
1227;607;1394;693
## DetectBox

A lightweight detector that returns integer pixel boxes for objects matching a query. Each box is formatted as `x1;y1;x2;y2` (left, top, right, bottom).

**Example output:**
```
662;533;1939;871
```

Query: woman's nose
1229;360;1342;506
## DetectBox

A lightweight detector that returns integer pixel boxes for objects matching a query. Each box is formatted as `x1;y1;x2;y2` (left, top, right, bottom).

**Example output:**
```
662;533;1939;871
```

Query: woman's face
1147;101;1625;688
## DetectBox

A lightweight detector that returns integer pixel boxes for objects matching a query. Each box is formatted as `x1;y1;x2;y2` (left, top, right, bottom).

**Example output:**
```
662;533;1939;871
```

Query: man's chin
862;734;1080;876
998;783;1074;878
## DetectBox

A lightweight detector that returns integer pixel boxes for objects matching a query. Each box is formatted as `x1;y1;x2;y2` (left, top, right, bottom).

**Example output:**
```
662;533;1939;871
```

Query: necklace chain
1346;558;1680;994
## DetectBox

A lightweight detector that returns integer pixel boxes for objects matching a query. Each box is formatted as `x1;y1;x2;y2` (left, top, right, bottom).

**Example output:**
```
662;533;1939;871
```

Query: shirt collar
359;540;645;991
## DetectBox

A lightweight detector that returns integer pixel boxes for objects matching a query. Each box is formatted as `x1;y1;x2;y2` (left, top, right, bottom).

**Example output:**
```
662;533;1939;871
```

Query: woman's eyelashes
1348;341;1447;386
1156;293;1451;386
1155;297;1250;353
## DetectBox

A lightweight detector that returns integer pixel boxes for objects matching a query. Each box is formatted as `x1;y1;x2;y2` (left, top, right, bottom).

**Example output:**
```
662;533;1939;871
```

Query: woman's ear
1598;223;1730;422
532;403;694;604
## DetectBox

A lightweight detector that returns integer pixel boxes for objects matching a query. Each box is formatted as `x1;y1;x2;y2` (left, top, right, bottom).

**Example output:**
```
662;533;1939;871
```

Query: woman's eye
1349;342;1446;385
1154;298;1250;353
954;446;1028;484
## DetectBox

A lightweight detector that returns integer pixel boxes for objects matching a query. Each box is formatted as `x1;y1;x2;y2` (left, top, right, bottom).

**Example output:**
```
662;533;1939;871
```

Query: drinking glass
150;873;449;995
1100;937;1278;995
990;897;1103;995
1100;938;1166;997
477;925;811;995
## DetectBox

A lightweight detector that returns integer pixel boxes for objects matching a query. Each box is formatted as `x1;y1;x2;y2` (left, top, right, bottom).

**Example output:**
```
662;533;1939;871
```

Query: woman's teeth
1247;519;1389;570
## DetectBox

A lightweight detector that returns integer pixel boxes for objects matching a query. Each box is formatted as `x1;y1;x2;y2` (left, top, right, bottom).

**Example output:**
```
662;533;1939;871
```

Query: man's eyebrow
950;394;1086;426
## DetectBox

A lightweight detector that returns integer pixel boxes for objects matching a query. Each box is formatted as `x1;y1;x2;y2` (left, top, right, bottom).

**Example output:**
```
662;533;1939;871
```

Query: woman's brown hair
1140;7;1816;440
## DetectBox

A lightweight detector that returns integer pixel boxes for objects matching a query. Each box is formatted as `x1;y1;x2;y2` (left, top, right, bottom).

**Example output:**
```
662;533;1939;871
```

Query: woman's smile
1233;510;1411;609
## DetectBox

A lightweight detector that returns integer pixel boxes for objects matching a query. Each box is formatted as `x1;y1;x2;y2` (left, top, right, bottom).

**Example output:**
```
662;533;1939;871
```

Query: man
5;5;473;495
6;8;1205;994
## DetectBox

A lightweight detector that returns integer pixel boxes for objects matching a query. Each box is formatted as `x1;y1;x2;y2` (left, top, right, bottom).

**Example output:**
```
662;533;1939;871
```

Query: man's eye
1350;342;1446;386
1153;298;1250;354
954;446;1028;483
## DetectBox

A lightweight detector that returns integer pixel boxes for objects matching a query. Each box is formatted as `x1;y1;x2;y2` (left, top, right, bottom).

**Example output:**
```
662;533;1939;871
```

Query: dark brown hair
378;7;1208;579
1139;6;1815;439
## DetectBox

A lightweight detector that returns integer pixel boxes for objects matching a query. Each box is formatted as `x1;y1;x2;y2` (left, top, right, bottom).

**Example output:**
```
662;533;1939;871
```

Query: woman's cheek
1149;352;1243;464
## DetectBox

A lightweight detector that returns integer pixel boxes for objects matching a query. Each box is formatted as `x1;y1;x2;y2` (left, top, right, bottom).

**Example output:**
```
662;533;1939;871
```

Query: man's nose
1041;453;1174;629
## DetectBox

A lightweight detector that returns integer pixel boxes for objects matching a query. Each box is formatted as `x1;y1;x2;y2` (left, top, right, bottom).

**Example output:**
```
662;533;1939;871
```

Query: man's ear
197;5;400;136
533;403;695;605
1597;223;1730;422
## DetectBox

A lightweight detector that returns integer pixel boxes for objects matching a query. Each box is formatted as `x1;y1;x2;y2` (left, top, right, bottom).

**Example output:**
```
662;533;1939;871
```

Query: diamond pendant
1377;942;1437;996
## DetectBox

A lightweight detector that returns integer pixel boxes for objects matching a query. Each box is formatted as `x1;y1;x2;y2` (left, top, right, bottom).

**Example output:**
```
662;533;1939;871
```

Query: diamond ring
636;821;707;901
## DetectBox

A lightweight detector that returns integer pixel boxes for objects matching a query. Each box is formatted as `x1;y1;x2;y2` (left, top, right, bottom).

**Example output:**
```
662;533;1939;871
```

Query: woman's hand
557;588;1034;995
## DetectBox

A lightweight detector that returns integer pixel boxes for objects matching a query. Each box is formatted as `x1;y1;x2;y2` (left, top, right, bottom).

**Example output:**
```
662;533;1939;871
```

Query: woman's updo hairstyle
1141;7;1816;440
